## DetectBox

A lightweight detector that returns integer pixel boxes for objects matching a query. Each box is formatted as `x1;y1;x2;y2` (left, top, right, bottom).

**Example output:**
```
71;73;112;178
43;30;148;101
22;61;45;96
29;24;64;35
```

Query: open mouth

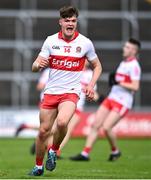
66;27;74;32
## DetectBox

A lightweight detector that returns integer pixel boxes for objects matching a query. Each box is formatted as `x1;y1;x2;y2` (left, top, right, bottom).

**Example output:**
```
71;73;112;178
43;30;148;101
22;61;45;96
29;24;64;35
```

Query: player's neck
62;32;75;41
125;56;136;62
58;31;79;42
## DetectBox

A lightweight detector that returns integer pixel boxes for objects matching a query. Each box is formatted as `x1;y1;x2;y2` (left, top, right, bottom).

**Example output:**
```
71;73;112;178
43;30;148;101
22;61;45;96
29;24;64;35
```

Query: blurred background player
70;38;141;162
15;68;49;138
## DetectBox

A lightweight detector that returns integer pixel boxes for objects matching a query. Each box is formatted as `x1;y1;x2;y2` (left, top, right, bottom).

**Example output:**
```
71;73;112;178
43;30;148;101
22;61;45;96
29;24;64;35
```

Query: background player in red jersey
70;38;141;162
29;5;102;176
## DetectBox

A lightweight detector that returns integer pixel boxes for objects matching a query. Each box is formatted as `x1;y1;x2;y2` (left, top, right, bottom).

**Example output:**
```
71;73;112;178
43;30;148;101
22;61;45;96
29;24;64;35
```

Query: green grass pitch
0;138;151;179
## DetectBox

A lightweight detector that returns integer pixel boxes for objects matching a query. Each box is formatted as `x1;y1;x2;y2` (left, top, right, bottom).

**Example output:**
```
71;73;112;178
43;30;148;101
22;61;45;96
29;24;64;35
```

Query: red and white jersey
39;31;97;96
77;69;97;111
38;68;50;101
108;58;141;109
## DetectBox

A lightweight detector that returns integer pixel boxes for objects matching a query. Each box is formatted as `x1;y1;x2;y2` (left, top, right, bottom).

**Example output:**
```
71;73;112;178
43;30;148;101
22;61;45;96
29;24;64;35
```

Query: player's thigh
39;108;57;130
103;110;121;130
93;105;110;129
57;101;76;126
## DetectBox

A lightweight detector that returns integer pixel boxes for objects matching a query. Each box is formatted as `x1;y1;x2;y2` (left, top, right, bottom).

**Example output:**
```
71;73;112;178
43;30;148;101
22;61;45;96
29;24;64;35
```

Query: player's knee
57;117;68;129
91;124;100;132
39;128;49;140
103;126;110;134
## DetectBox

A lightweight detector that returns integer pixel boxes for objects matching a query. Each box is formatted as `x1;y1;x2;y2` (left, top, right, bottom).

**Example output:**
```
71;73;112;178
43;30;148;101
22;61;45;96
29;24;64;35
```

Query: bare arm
32;56;49;72
36;82;46;91
88;57;102;88
119;80;140;91
84;57;102;100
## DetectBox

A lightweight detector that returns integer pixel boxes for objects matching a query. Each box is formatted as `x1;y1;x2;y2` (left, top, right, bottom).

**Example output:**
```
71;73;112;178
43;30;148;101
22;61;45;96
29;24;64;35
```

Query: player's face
59;16;77;39
123;42;137;58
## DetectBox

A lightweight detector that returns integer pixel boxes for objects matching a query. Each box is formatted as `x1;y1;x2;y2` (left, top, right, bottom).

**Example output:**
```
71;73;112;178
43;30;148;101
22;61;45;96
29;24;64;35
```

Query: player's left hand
83;84;94;101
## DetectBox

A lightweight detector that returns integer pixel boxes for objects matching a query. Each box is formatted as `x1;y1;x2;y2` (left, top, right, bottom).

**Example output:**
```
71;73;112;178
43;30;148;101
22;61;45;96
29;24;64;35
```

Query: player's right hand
38;59;49;68
83;84;95;101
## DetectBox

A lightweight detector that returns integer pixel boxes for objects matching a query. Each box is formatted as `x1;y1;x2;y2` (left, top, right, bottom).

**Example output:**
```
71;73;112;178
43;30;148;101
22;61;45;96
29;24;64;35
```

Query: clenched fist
83;84;94;101
32;56;49;72
38;58;49;69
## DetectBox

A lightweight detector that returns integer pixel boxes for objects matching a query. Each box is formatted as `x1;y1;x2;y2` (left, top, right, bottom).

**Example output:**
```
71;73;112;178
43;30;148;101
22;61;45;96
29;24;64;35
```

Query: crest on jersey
76;46;81;53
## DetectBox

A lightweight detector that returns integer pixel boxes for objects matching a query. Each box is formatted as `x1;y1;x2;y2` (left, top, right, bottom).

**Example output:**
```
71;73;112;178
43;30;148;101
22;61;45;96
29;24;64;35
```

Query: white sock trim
49;149;55;153
36;165;43;169
111;150;119;155
81;151;89;157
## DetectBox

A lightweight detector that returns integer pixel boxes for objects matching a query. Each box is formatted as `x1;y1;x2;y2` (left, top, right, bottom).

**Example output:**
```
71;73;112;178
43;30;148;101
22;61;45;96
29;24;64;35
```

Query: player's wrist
88;82;95;88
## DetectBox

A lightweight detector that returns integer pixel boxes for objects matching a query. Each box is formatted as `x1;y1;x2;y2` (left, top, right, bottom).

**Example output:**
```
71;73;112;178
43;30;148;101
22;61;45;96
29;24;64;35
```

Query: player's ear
59;19;62;26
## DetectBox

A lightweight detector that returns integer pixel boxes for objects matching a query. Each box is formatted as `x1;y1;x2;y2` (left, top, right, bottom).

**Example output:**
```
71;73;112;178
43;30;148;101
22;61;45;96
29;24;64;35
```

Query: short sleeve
39;37;50;59
130;62;141;81
86;39;97;61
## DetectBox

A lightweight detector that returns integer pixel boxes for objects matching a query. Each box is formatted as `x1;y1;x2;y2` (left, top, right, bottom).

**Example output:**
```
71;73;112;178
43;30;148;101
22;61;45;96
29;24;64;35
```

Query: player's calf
103;126;121;161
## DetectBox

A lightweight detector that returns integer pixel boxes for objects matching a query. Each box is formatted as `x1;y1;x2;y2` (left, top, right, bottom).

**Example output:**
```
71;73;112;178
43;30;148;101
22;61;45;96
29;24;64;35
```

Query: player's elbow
133;85;139;91
32;66;35;72
32;63;38;72
91;58;102;74
97;60;102;75
132;81;140;91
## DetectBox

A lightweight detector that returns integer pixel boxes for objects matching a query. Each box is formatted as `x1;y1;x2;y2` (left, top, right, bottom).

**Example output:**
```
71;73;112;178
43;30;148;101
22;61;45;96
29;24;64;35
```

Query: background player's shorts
102;98;129;117
41;93;79;109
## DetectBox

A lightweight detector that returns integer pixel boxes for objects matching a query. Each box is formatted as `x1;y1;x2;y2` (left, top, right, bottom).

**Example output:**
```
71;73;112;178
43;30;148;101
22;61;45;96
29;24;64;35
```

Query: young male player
70;38;141;162
29;6;102;176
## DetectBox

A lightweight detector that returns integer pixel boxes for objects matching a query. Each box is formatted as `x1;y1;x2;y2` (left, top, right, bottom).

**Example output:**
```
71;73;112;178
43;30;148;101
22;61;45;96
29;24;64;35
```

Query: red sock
112;146;118;152
50;144;60;152
47;144;51;151
36;157;43;166
82;147;91;155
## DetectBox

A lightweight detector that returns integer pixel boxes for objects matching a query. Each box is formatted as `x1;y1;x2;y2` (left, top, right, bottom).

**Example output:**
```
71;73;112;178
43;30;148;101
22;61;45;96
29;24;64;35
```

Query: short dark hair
128;38;141;49
59;5;79;18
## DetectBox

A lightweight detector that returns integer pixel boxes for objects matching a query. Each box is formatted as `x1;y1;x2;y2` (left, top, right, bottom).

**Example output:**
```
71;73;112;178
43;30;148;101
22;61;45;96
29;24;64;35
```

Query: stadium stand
0;0;151;108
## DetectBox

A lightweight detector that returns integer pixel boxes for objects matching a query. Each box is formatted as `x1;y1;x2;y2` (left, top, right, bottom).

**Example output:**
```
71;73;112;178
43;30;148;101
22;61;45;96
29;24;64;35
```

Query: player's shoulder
131;59;141;68
78;33;93;44
124;58;140;67
128;59;141;73
46;32;59;41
